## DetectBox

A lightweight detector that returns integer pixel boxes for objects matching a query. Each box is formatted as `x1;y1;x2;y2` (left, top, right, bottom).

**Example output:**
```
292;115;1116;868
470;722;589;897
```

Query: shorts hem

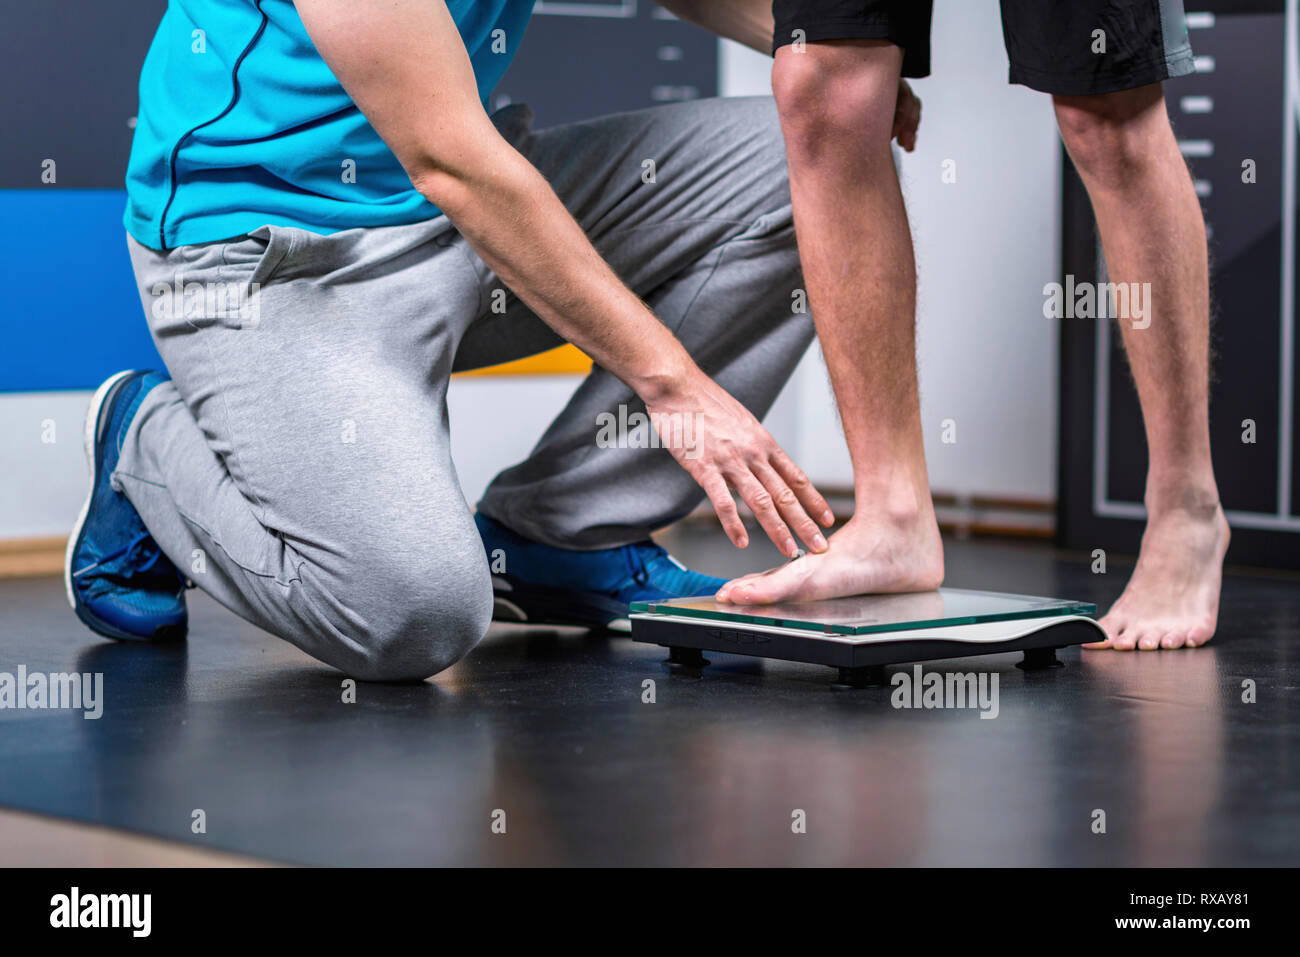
1008;47;1196;97
770;18;931;78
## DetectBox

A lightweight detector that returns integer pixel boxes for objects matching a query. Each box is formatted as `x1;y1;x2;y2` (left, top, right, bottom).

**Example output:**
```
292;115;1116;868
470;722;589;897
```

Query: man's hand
646;371;833;558
892;79;922;151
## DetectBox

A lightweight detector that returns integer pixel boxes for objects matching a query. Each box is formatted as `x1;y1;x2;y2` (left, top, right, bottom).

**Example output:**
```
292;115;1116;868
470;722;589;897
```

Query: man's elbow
406;118;538;219
409;164;475;218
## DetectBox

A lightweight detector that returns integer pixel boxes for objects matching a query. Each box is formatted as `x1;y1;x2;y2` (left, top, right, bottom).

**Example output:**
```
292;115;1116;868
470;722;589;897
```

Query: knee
1053;88;1166;187
358;580;492;683
772;44;899;163
309;540;494;683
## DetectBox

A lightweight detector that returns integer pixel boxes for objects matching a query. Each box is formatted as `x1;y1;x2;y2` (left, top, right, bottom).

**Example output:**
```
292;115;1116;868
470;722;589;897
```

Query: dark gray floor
1;527;1296;866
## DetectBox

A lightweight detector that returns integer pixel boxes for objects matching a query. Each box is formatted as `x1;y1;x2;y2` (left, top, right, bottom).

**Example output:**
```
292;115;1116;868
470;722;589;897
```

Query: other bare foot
1087;502;1230;652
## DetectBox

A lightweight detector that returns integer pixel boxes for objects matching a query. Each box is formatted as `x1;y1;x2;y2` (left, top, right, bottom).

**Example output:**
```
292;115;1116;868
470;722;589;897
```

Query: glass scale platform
628;588;1104;687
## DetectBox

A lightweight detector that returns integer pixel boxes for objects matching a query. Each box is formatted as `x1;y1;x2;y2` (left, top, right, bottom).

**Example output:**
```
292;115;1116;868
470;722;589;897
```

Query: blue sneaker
65;370;188;642
475;512;725;632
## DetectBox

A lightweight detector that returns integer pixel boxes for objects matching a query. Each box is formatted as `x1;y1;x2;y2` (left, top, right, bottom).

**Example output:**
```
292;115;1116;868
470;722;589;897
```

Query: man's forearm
419;144;696;402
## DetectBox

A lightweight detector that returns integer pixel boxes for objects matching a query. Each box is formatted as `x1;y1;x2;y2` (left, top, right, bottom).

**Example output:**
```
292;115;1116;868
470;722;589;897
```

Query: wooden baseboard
0;807;274;867
0;536;67;579
0;489;1055;580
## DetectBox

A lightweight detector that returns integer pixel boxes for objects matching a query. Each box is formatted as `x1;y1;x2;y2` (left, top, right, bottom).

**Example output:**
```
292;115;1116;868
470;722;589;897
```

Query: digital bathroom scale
629;588;1105;687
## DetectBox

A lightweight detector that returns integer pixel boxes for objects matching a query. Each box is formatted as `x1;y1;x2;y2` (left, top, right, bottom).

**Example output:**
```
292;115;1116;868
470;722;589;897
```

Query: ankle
1143;483;1221;521
852;486;932;524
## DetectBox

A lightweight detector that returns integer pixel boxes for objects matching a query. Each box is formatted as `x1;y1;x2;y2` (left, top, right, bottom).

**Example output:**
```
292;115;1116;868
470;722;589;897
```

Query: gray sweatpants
119;96;812;681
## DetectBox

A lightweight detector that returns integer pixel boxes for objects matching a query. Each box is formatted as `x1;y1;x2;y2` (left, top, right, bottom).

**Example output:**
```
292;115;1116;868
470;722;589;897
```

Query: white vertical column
1280;0;1297;518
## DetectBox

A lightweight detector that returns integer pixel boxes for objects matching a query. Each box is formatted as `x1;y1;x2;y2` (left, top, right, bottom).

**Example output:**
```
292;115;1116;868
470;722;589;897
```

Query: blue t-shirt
125;0;535;250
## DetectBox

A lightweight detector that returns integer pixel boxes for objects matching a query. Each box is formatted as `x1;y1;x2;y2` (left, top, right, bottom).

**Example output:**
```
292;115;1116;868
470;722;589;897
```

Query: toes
1088;614;1121;650
734;575;790;605
1110;628;1138;651
738;562;817;604
1086;610;1217;652
717;573;762;603
1137;632;1163;652
1098;613;1139;651
723;575;771;605
1158;623;1216;649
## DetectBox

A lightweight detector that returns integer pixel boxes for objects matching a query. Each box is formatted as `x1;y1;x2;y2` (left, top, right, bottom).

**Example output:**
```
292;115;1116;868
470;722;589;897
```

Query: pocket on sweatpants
224;225;294;288
215;225;297;330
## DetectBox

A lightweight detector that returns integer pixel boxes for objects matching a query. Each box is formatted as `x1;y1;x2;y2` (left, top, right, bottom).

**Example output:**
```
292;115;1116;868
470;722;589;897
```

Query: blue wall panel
0;190;162;392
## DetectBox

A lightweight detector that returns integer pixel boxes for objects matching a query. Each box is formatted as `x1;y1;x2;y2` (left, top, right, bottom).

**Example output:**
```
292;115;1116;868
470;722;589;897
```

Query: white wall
0;380;585;539
0;0;1061;541
730;0;1062;499
0;392;93;538
447;375;585;505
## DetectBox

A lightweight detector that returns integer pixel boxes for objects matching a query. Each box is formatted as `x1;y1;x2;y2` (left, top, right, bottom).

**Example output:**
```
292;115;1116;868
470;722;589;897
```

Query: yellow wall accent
455;343;592;377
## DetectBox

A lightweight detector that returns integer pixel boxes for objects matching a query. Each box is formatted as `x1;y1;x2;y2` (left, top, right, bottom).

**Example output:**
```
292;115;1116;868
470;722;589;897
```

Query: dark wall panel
1059;2;1300;567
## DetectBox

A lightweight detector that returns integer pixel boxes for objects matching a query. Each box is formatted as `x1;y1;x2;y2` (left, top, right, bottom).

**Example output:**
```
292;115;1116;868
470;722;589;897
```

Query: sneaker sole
65;370;134;613
490;575;631;632
64;371;183;642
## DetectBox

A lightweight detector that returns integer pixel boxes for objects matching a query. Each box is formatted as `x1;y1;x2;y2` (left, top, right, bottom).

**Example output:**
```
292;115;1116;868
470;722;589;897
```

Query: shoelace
79;531;169;597
621;541;661;587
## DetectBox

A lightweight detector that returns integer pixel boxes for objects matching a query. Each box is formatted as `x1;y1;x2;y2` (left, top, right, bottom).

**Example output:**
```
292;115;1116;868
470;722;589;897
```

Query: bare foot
1087;503;1230;652
715;511;944;604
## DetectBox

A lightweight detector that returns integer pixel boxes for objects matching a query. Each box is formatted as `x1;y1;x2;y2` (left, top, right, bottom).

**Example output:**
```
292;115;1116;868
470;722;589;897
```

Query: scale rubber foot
1016;646;1064;671
665;646;710;669
830;664;888;689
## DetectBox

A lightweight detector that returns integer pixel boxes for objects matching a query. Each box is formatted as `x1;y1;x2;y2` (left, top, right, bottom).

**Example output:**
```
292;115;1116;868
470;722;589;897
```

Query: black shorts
771;0;934;78
771;0;1197;96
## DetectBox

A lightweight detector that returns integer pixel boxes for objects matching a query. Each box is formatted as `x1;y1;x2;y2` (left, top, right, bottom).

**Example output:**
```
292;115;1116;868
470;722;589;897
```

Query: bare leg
1055;85;1229;651
718;41;943;604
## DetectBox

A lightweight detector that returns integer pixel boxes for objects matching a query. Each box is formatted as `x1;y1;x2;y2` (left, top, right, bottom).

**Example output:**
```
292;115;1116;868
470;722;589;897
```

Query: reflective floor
1;527;1296;866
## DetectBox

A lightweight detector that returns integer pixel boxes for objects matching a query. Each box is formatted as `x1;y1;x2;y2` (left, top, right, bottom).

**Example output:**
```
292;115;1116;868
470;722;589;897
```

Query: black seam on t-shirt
157;0;271;251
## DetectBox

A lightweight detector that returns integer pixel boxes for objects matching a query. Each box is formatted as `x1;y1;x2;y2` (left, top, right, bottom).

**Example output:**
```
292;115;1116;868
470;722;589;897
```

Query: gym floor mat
1;533;1295;866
